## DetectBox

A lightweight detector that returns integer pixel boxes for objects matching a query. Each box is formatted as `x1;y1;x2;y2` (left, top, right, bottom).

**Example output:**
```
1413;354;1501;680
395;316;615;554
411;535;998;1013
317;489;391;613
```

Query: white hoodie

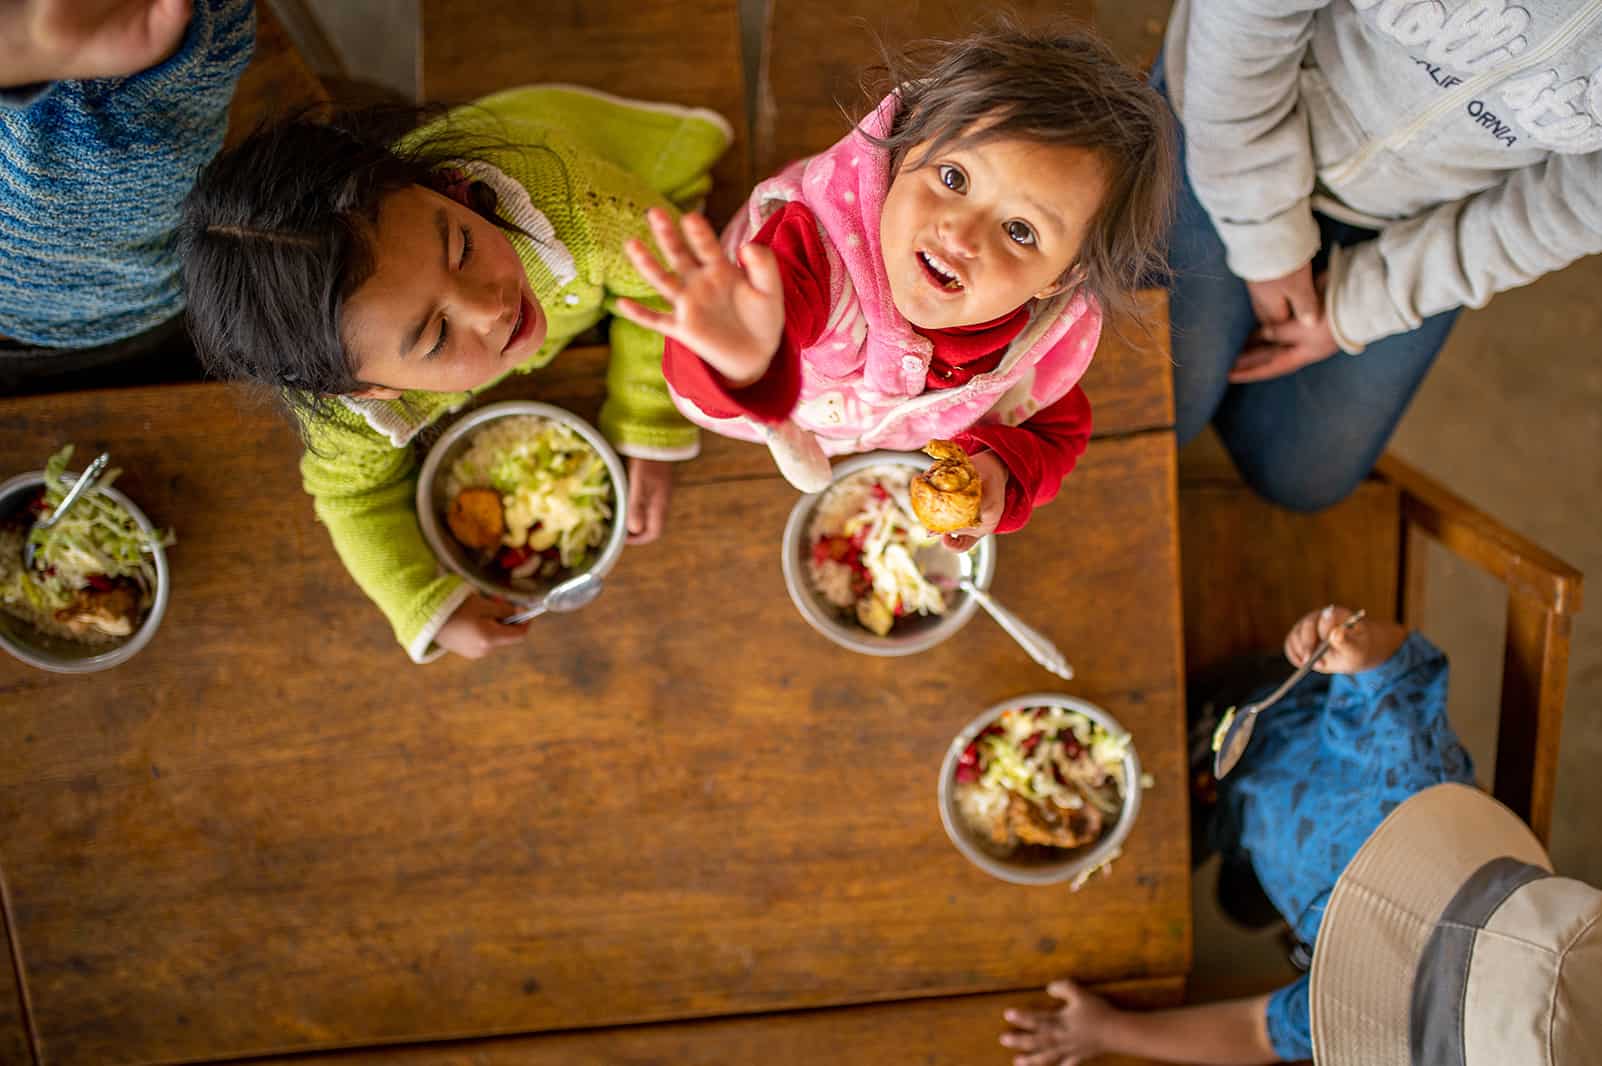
1165;0;1602;350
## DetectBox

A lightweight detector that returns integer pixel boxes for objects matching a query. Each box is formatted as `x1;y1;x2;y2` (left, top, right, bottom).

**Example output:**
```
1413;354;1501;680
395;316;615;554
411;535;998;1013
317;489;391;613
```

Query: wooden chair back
419;0;749;224
1381;453;1582;843
1181;448;1583;845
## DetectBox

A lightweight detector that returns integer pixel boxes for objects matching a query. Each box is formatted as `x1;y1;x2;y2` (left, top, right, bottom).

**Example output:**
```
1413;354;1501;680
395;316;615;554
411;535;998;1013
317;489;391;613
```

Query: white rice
805;467;920;611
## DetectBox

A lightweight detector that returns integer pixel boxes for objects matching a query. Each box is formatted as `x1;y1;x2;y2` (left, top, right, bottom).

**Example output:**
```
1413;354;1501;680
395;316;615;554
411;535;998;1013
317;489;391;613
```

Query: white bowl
780;451;996;656
415;401;629;611
0;471;170;673
938;693;1142;886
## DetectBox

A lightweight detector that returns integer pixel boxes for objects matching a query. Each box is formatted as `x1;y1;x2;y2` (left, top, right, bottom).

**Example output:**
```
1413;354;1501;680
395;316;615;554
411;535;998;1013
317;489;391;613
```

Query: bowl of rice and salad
415;401;628;617
0;446;172;673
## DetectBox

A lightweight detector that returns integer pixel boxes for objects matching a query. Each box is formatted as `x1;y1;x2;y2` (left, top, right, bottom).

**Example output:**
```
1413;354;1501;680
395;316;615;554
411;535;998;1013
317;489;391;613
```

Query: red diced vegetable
955;763;979;784
497;547;531;570
870;484;889;501
1021;733;1042;754
86;574;113;592
1061;737;1083;759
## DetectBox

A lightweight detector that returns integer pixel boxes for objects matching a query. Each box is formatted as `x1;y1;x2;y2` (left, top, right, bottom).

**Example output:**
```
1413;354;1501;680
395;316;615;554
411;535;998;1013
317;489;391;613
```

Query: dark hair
178;106;521;425
862;20;1177;323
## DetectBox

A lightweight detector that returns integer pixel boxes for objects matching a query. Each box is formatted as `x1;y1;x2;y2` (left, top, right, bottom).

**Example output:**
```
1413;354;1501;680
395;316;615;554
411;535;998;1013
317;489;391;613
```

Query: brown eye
1005;220;1037;247
938;164;967;192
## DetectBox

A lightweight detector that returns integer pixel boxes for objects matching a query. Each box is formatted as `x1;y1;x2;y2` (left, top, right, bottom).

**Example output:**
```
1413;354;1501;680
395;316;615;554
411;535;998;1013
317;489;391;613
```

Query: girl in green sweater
179;86;732;662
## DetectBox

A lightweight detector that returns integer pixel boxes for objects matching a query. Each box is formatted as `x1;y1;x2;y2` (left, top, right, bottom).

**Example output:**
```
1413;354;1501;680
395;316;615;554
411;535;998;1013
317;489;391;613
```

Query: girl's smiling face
879;135;1108;330
341;184;547;396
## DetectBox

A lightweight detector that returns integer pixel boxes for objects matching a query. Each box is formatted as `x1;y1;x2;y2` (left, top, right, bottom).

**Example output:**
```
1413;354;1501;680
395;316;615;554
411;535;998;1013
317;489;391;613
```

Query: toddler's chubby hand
1284;604;1407;675
1000;977;1120;1066
434;594;530;660
616;208;786;388
941;451;1008;552
1;0;192;87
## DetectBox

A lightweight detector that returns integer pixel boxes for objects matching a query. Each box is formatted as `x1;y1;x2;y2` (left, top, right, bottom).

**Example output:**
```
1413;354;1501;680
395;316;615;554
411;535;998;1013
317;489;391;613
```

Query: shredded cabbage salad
957;706;1130;816
1;445;171;625
444;416;613;572
811;475;946;635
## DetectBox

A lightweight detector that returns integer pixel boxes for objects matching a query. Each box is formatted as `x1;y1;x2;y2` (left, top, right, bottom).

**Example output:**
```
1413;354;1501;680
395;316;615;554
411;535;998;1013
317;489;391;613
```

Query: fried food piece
447;487;505;552
1007;791;1106;849
56;582;139;637
910;440;982;533
856;595;895;636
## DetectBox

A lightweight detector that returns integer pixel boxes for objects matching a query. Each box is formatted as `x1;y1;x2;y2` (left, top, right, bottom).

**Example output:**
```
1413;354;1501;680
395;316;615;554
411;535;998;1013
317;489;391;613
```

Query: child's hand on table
617;208;786;388
0;0;192;87
1285;604;1407;674
941;451;1008;552
625;457;674;545
435;594;530;660
1000;978;1120;1065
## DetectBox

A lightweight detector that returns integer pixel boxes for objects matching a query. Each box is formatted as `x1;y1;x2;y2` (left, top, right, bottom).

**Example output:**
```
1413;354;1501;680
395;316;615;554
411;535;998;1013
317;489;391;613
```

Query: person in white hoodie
1157;0;1602;510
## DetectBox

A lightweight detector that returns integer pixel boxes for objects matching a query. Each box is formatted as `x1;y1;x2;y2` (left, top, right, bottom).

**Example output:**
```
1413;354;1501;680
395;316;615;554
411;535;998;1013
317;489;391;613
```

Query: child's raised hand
617;208;786;388
1;0;192;87
435;594;530;660
1000;978;1120;1066
941;451;1008;552
1284;604;1407;675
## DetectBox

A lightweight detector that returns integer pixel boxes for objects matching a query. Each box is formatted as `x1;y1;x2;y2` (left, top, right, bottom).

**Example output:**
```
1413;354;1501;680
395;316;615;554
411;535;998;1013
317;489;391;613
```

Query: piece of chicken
56;582;139;637
447;487;505;552
1007;791;1106;849
909;440;982;533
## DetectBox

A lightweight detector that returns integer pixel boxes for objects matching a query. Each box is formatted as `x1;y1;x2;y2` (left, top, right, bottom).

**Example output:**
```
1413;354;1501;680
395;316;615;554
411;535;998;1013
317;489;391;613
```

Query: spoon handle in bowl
40;453;110;531
965;583;1074;680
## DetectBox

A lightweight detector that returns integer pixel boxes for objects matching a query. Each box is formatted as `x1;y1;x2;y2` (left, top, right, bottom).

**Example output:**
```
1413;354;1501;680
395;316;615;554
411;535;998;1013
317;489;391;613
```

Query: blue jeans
1152;62;1460;512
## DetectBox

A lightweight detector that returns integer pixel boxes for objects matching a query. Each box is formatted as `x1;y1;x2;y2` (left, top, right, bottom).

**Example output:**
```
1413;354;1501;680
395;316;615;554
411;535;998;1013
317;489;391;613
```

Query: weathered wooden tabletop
0;301;1186;1066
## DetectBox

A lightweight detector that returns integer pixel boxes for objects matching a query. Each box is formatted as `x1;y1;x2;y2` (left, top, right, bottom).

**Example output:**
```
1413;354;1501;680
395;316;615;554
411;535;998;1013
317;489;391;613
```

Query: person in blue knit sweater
0;0;253;392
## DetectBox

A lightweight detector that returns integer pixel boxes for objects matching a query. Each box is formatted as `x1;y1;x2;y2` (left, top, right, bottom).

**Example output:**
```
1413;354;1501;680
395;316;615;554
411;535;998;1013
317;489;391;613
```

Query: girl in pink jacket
619;24;1174;548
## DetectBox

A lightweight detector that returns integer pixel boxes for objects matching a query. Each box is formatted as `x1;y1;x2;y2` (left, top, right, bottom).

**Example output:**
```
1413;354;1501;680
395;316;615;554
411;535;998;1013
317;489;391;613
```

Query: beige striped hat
1310;783;1602;1066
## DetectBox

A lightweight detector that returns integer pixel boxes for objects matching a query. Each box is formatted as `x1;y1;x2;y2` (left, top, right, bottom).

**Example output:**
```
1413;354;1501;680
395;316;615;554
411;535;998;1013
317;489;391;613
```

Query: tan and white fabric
1310;783;1602;1066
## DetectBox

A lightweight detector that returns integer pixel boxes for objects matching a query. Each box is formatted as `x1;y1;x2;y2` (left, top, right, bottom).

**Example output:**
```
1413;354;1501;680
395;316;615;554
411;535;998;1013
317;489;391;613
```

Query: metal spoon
959;577;1075;681
890;474;1072;679
22;452;110;577
1211;608;1368;780
498;571;603;625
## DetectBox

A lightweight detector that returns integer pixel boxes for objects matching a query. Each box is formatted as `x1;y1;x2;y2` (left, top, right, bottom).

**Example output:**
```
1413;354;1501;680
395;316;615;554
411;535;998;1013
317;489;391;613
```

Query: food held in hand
0;445;171;644
954;706;1128;856
909;440;982;533
807;466;948;636
443;416;613;583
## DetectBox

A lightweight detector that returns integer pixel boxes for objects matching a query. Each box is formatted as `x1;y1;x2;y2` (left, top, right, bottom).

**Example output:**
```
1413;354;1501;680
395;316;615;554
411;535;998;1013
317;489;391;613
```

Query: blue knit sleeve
1266;975;1313;1061
0;0;255;348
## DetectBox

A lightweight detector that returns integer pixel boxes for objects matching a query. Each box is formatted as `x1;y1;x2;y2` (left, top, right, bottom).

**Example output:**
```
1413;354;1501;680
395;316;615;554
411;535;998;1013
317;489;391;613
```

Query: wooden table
0;300;1186;1066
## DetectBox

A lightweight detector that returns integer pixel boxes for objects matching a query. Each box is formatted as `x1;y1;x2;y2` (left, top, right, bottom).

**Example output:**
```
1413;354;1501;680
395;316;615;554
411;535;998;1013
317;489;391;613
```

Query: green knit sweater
298;86;731;661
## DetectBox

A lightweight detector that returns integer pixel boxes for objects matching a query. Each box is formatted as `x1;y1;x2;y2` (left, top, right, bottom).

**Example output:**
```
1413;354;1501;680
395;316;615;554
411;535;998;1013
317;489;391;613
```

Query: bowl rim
937;692;1143;886
0;469;170;674
414;400;630;607
780;450;996;657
